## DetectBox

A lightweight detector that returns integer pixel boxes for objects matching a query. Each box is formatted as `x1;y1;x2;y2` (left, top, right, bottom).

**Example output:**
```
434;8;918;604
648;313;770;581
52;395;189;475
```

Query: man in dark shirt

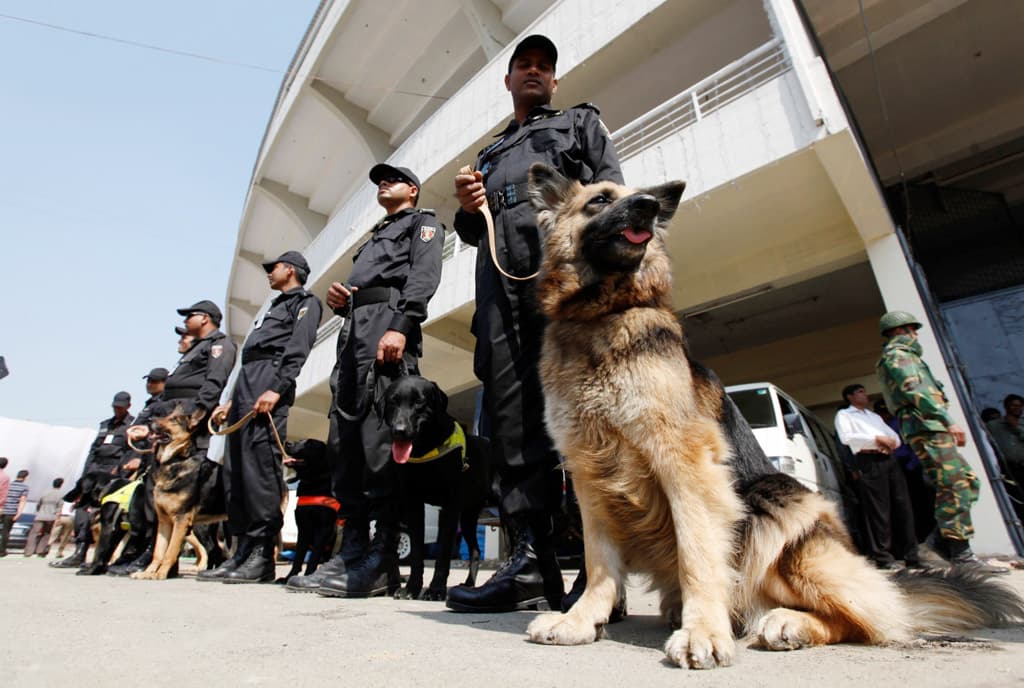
200;252;322;583
111;306;237;576
447;35;623;613
51;392;135;568
291;164;443;597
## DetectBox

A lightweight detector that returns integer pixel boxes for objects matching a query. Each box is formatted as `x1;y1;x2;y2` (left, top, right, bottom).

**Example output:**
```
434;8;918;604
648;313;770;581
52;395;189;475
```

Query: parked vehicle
7;513;35;551
726;382;846;506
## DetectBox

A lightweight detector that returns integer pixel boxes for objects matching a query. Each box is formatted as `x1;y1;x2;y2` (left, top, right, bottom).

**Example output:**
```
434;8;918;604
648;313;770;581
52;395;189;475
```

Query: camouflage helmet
879;310;923;336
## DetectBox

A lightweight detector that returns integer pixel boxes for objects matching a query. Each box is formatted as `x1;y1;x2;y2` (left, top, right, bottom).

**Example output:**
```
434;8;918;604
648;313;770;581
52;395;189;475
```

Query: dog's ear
639;180;686;228
186;403;206;431
529;163;577;225
432;382;449;412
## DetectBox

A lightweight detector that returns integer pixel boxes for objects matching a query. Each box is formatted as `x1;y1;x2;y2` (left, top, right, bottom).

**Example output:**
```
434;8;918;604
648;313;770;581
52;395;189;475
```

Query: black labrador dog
382;375;495;601
277;439;339;584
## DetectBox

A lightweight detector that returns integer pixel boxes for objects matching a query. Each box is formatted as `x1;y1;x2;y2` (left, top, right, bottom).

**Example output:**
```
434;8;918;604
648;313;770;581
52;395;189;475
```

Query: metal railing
612;39;791;160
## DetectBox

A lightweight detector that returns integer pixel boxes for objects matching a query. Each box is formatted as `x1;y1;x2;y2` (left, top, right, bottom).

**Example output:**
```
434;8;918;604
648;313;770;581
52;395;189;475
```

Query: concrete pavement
2;557;1023;687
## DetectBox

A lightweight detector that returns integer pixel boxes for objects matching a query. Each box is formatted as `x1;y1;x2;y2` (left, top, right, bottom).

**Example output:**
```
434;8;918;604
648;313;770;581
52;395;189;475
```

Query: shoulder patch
297;306;309;320
211;344;224;359
420;225;437;242
571;102;601;115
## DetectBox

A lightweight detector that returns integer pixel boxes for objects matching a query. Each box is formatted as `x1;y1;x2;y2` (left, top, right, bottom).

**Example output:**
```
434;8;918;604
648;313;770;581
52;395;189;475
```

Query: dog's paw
394;585;422;600
755;608;816;651
420;587;447;602
664;624;735;669
130;571;155;581
527;611;601;646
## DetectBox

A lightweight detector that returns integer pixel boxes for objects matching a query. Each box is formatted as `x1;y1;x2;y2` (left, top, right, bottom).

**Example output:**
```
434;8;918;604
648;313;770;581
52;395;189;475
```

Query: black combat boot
946;537;1010;575
107;545;153;577
446;516;564;613
76;561;108;576
223;537;276;584
287;518;369;593
49;543;88;569
318;522;401;598
197;535;251;582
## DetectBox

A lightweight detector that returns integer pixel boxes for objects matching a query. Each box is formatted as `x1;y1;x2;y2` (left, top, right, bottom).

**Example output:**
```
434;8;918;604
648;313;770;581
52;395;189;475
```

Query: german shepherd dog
382;375;496;600
523;163;1024;668
131;401;227;580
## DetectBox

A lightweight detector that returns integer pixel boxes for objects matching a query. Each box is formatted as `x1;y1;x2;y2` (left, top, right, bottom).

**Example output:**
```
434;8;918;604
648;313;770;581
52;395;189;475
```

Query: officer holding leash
288;164;443;598
448;35;623;613
109;303;237;576
200;252;321;584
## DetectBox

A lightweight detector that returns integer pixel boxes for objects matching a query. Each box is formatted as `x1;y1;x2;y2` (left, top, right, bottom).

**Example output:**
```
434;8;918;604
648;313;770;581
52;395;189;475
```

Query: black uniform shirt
453;103;623;281
164;329;238;410
243;287;323;397
83;413;135;473
348;207;445;336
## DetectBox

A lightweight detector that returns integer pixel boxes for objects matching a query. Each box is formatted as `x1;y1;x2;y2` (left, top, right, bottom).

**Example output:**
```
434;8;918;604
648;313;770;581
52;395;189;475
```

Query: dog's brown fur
523;163;1024;668
131;404;226;580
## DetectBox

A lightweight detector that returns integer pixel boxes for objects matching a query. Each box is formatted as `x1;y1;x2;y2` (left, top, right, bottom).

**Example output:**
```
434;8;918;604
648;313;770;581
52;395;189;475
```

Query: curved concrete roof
224;0;552;340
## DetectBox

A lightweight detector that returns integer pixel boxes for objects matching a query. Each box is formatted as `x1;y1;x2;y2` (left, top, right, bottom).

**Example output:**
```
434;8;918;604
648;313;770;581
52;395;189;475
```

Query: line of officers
54;34;607;614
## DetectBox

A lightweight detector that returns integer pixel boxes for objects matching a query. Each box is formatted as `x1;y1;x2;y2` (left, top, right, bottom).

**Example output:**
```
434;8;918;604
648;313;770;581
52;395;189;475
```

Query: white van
725;382;845;506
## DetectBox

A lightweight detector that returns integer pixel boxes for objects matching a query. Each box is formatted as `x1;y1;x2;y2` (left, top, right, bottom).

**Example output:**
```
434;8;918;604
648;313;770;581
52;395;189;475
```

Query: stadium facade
223;0;1024;554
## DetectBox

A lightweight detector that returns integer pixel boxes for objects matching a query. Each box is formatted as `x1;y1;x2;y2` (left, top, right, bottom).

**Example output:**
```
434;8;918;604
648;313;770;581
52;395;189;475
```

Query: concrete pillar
866;232;1013;555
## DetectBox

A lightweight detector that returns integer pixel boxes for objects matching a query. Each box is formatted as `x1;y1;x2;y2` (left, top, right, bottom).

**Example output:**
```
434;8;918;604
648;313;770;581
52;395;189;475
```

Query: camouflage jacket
875;334;954;436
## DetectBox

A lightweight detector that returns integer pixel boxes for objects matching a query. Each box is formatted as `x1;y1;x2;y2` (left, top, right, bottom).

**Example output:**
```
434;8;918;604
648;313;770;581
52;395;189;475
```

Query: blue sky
0;1;320;426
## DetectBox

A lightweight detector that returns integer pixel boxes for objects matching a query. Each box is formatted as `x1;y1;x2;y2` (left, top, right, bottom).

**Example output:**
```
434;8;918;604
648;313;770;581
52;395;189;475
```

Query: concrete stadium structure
223;0;1024;554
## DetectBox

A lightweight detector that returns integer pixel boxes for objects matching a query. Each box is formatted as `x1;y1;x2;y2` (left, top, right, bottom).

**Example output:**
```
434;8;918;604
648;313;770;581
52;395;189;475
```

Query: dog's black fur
382;375;496;600
76;475;148;575
277;439;338;584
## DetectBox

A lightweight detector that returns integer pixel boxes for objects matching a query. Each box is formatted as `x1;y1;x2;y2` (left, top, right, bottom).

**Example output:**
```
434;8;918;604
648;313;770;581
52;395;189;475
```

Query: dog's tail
896;568;1024;634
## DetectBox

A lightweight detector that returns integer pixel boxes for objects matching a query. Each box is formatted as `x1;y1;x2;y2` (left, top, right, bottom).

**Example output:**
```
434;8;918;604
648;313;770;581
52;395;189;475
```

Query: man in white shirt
835;383;922;570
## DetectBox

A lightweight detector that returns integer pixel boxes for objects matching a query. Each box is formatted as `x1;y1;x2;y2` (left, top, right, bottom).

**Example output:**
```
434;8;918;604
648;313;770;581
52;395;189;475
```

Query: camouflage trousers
907;432;980;541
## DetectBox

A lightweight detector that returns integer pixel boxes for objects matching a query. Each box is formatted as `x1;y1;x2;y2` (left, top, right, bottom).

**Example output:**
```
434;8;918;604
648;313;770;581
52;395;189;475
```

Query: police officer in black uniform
52;391;136;568
446;35;623;613
111;304;237;576
199;252;322;583
295;164;444;598
88;368;167;575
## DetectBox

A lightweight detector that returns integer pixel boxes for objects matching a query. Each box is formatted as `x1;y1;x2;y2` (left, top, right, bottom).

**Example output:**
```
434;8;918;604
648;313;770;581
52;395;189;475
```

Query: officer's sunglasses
379;176;409;186
185;312;206;320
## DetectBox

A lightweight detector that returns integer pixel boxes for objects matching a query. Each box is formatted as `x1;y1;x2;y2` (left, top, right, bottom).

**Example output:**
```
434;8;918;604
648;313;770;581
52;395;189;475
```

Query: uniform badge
211;344;223;359
297;306;309;320
420;226;437;242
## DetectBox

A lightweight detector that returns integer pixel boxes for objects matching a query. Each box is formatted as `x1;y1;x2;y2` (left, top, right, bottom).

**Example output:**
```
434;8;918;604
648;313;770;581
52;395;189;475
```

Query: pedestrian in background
24;477;64;556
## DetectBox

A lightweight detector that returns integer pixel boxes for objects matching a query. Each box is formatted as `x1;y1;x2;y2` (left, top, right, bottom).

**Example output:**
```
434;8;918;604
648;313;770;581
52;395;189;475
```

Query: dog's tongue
622;227;652;244
392;440;413;465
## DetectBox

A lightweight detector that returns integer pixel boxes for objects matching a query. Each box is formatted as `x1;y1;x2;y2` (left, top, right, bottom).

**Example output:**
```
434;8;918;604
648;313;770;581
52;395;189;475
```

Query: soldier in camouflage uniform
875;311;1007;574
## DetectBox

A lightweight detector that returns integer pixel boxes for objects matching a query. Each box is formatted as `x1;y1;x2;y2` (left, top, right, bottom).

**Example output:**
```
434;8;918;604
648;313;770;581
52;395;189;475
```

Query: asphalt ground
2;556;1023;687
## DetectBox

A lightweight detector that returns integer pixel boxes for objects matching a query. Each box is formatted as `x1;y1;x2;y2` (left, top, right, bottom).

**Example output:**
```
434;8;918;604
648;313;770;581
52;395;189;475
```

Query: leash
126;432;154;455
459;165;538;282
334;359;409;423
208;408;292;462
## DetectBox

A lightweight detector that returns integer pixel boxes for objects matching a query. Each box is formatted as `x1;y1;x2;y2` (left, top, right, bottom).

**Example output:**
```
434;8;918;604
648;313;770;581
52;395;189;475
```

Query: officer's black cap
508;34;557;73
369;164;421;190
176;299;223;326
112;391;131;408
262;250;310;275
143;367;169;382
174;325;188;336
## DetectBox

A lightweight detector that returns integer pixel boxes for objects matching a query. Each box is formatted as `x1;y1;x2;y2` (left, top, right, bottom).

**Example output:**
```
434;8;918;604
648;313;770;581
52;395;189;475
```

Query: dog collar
407;422;468;470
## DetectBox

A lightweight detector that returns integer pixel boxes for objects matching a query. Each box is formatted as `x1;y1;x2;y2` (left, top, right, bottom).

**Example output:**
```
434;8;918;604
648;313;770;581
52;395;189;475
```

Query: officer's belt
352;286;394;309
162;387;200;401
487;182;530;212
242;350;279;364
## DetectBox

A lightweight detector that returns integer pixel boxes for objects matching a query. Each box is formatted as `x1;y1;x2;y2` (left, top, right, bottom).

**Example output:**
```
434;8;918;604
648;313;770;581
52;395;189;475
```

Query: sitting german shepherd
523;163;1024;668
131;402;227;580
382;375;496;600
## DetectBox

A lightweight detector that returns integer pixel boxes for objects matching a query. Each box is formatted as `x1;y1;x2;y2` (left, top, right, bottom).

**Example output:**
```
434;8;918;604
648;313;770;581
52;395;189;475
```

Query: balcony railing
611;39;790;160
